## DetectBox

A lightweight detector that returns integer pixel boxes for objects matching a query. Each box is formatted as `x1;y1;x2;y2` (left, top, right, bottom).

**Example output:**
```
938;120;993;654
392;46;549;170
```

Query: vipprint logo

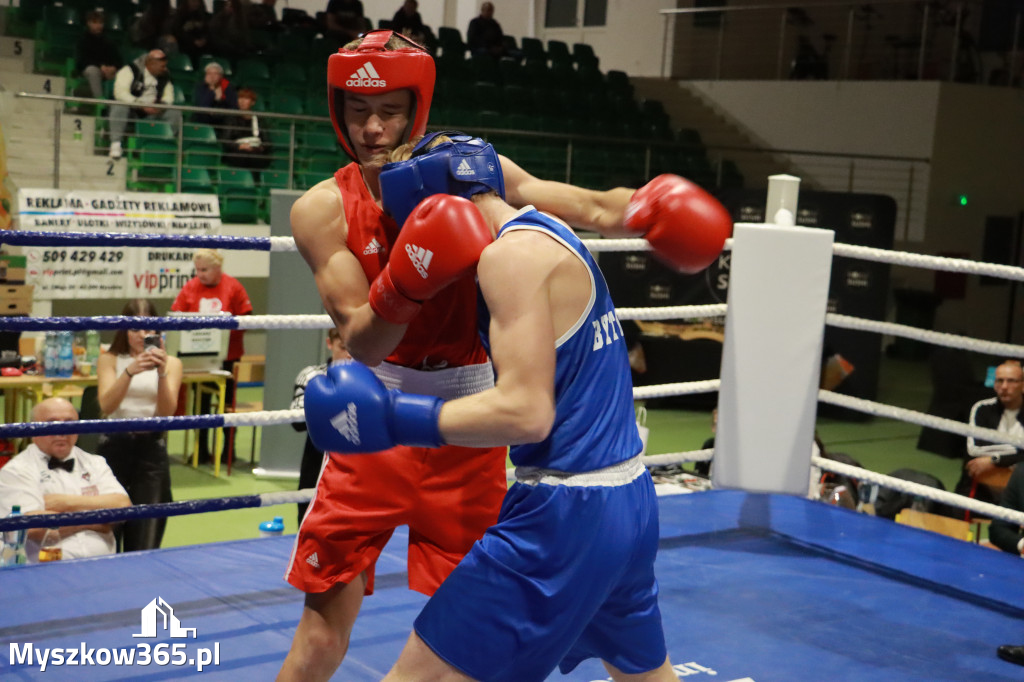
7;596;221;673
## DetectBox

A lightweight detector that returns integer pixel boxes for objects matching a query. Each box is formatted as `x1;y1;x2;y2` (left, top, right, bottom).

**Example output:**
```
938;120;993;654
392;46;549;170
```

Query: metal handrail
13;90;930;237
655;0;1016;83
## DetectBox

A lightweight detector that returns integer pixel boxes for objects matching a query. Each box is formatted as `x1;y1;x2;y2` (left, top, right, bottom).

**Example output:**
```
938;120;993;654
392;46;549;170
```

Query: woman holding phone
96;298;183;551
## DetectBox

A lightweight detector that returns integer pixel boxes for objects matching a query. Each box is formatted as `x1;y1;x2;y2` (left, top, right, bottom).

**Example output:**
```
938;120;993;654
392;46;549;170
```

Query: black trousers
97;432;172;552
296;434;324;526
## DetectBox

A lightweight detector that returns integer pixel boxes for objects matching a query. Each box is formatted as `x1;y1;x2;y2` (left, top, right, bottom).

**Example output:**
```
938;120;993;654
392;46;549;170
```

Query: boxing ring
1;492;1022;680
3;175;1024;680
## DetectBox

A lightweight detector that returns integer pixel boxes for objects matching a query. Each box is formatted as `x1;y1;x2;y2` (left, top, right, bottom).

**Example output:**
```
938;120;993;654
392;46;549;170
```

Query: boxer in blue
303;133;732;681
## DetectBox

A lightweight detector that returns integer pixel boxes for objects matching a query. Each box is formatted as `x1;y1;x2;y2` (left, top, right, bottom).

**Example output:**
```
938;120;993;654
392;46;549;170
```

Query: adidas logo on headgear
405;244;433;279
346;61;387;88
455;159;475;176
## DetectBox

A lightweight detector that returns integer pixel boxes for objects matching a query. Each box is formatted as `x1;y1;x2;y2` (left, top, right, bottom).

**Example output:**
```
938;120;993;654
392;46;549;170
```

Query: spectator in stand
390;0;434;51
96;300;184;552
107;50;182;160
172;0;211;68
171;249;254;464
192;61;238;127
219;88;271;174
290;327;351;526
467;1;505;58
130;0;177;53
325;0;368;44
0;398;132;562
208;0;252;61
76;10;122;103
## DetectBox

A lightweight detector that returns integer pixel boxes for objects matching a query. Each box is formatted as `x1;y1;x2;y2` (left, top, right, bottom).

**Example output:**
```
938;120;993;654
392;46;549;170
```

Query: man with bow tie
0;398;130;563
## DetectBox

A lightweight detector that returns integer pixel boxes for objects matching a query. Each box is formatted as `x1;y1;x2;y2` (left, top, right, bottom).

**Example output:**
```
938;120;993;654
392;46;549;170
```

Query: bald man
0;398;131;562
107;48;182;159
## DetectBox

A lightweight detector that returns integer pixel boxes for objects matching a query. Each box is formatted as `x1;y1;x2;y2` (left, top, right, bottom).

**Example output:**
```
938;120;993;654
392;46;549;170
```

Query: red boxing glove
623;174;733;274
368;194;493;324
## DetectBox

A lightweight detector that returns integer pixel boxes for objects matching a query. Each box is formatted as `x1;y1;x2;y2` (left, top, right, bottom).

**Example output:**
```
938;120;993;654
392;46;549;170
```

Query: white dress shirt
0;444;128;562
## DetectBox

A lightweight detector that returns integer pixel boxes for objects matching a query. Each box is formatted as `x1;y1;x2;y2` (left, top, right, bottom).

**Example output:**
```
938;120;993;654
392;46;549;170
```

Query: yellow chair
227;355;265;474
895;508;974;542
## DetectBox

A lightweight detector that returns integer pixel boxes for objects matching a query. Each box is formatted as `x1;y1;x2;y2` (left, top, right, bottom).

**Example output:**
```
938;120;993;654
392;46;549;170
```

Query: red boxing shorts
284;442;507;596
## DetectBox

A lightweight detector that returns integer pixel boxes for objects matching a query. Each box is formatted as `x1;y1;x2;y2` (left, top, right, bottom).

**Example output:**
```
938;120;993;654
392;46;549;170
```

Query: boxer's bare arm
500;155;635;238
291;179;406;365
438;230;587;446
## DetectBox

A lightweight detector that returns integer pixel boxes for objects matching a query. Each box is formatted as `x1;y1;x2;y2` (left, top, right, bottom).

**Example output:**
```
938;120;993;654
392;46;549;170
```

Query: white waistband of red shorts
514;454;647;488
370;361;495;401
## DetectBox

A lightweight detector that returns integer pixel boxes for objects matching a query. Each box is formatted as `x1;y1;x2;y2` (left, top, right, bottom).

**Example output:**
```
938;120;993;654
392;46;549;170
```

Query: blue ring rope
0;315;240;332
0;493;290;532
0;230;272;250
0;414;224;439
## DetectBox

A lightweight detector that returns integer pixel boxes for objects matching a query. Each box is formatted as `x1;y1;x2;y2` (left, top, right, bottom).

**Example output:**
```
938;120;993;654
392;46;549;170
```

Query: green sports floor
160;354;964;549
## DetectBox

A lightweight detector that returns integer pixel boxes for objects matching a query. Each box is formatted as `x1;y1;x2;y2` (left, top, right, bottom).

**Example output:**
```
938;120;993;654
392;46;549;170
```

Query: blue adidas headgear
379;131;505;228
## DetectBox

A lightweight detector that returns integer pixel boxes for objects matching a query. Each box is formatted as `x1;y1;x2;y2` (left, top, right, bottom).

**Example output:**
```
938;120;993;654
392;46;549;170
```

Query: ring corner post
713;176;834;496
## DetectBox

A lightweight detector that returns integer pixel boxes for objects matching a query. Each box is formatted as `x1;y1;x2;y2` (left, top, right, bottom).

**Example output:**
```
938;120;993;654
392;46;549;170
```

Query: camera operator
95;299;183;552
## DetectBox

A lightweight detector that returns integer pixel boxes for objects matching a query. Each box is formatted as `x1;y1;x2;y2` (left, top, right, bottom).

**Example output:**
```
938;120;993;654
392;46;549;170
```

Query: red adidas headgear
327;30;436;162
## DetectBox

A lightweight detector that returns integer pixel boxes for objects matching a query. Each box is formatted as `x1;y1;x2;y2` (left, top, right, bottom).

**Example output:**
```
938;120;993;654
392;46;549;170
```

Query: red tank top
335;164;488;369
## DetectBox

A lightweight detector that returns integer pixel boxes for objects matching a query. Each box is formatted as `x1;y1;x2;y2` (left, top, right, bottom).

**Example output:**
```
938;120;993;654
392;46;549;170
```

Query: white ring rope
812;455;1024;526
232;305;729;331
262;236;741;255
818;389;1024;449
634;380;721;400
645;449;714;466
20;226;1024;533
259;489;315;506
615;304;727;321
826;313;1024;359
833;242;1024;281
224;408;304;428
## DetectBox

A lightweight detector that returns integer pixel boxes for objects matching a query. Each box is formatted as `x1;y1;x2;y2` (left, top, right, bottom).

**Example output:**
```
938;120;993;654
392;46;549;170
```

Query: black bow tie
48;457;74;473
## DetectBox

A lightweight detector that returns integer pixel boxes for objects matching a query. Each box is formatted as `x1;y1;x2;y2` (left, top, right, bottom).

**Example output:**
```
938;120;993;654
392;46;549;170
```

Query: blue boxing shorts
413;456;667;682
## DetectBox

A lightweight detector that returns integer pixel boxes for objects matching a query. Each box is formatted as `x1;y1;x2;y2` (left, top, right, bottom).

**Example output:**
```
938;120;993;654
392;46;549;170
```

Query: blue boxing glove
304;360;445;453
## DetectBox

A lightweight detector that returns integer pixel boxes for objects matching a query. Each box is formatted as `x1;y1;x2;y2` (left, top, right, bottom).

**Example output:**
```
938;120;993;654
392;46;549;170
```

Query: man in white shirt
956;359;1024;503
0;398;131;562
107;48;182;159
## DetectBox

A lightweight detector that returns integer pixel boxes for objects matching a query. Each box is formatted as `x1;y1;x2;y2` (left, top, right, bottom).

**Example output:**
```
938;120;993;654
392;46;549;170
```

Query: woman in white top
96;298;183;551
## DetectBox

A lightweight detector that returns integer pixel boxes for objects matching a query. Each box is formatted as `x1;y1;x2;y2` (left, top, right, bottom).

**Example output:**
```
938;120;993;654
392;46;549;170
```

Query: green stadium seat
273;62;308;97
546;40;573;67
181;167;215;194
216;168;260;223
520;37;546;63
235;59;272;93
184;124;218;147
269;92;305;116
438;26;467;59
185;147;222;172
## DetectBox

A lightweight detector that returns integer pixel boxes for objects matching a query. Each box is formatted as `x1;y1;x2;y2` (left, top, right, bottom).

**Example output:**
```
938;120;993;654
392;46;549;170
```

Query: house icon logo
133;597;197;639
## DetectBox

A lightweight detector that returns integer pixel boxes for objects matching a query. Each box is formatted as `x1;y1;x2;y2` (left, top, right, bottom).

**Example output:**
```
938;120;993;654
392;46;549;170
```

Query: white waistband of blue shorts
370;361;494;401
514;454;647;488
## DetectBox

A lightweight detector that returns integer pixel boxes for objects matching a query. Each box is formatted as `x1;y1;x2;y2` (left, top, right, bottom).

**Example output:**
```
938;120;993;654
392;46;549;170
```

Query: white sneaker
108;141;122;159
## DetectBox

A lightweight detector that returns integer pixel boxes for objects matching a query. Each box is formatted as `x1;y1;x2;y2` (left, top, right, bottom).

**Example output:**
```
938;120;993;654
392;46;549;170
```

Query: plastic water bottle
1;505;28;568
58;331;74;378
44;332;59;378
259;516;285;538
86;329;100;365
